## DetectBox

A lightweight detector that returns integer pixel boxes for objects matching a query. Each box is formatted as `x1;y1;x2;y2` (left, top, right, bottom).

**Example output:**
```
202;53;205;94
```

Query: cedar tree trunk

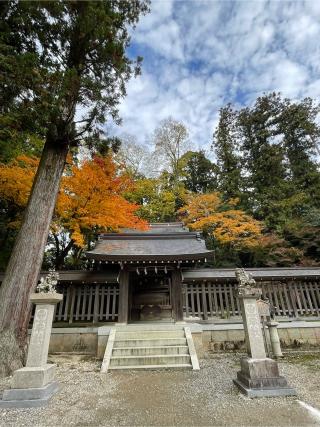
0;0;88;377
0;139;68;377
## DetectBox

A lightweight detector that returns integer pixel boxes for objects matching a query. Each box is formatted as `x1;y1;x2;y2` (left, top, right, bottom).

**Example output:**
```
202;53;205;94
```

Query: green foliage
210;93;320;266
213;104;242;200
0;115;44;163
237;94;288;221
180;150;218;193
279;97;320;206
0;0;150;150
214;94;320;231
125;178;179;222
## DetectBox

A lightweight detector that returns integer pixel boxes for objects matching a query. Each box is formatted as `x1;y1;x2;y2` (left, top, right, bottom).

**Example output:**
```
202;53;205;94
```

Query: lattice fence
31;283;119;324
183;280;320;320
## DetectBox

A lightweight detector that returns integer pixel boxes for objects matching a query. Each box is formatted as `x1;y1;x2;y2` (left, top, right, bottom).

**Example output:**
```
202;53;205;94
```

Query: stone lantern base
233;357;297;398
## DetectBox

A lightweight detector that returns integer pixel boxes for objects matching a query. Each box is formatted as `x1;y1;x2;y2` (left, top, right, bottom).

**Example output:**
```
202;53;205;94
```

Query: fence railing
30;279;320;324
31;283;119;324
182;280;320;320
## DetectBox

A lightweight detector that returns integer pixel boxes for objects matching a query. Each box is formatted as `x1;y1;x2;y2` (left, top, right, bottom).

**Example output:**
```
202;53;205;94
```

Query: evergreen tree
213;105;242;200
237;93;291;228
180;150;218;193
279;97;320;207
0;0;149;376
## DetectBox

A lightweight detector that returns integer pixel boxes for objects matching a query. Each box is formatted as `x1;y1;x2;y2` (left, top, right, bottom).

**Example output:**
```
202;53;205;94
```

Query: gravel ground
0;352;320;427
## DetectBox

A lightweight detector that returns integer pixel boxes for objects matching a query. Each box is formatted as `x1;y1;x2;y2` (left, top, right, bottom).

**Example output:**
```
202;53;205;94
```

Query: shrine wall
40;322;320;358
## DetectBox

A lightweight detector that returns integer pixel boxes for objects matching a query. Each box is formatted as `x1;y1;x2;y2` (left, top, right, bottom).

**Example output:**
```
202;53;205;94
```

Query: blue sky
110;0;320;154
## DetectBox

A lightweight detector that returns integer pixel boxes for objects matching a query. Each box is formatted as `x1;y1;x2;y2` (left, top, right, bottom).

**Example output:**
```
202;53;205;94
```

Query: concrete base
11;364;56;389
0;381;59;408
233;379;297;398
234;357;297;398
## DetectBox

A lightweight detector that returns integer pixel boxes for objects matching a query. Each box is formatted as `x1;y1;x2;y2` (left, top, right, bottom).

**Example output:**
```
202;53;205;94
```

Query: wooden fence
183;280;320;320
31;283;119;324
30;279;320;324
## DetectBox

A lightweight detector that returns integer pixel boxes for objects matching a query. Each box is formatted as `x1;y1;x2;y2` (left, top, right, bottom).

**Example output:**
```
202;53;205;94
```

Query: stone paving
0;352;320;426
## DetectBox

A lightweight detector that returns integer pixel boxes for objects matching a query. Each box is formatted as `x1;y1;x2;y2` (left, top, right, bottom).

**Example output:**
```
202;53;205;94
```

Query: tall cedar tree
0;0;149;376
180;150;218;193
213;105;242;200
237;94;290;227
237;94;320;230
279;98;320;207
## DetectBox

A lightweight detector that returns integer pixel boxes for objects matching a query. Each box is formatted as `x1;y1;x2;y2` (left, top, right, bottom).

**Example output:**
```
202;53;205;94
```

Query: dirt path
0;353;320;426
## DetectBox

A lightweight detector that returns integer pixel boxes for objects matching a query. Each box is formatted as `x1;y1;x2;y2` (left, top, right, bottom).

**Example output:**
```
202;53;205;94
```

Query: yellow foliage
178;192;221;221
179;193;263;249
0;155;38;207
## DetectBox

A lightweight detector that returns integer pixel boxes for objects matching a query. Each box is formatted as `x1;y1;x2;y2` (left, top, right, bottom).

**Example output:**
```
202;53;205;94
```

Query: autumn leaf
178;193;263;249
0;154;148;247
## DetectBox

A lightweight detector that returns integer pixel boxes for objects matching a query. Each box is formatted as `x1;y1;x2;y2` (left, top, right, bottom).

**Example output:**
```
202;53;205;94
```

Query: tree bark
0;139;68;377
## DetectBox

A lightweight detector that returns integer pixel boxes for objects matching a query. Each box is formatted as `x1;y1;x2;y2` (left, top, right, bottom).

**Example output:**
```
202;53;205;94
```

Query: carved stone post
233;269;295;398
0;293;62;408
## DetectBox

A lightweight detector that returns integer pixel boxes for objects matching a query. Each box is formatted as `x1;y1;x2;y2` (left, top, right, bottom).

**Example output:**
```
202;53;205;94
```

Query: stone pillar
267;321;283;358
0;293;63;408
240;296;266;359
233;268;296;398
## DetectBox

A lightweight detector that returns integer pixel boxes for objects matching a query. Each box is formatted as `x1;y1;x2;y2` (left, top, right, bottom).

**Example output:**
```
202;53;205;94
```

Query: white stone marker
27;294;60;367
267;320;283;358
0;292;63;408
241;297;266;359
233;269;296;398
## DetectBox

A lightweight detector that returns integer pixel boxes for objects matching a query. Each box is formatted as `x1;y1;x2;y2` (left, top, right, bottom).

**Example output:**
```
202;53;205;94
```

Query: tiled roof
86;222;214;262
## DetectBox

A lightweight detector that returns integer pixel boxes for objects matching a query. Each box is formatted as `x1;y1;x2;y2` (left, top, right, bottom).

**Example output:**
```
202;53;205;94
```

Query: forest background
1;92;320;270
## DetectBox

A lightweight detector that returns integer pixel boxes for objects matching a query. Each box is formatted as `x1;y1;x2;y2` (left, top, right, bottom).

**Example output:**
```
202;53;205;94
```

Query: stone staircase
101;325;199;372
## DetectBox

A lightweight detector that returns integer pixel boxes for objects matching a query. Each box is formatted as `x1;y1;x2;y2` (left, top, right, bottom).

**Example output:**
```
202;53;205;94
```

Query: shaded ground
0;352;320;426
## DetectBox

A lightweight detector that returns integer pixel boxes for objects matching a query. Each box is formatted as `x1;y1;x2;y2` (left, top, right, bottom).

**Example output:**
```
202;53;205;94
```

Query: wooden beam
68;284;76;324
118;269;129;324
171;269;183;322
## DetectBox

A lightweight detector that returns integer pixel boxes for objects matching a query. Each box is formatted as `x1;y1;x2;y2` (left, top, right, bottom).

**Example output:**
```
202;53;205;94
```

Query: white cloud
109;0;320;154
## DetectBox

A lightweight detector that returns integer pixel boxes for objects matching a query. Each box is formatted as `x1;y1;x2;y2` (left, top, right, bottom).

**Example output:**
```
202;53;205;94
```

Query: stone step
115;330;185;339
112;345;189;357
116;323;181;329
109;363;192;371
110;354;191;367
114;338;187;347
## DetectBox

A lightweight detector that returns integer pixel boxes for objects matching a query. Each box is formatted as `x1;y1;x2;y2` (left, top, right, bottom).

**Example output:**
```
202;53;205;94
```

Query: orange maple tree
0;155;147;261
56;156;147;247
178;193;263;249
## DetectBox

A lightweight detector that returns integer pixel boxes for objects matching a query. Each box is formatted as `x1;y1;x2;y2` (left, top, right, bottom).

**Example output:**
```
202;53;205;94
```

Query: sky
109;0;320;154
